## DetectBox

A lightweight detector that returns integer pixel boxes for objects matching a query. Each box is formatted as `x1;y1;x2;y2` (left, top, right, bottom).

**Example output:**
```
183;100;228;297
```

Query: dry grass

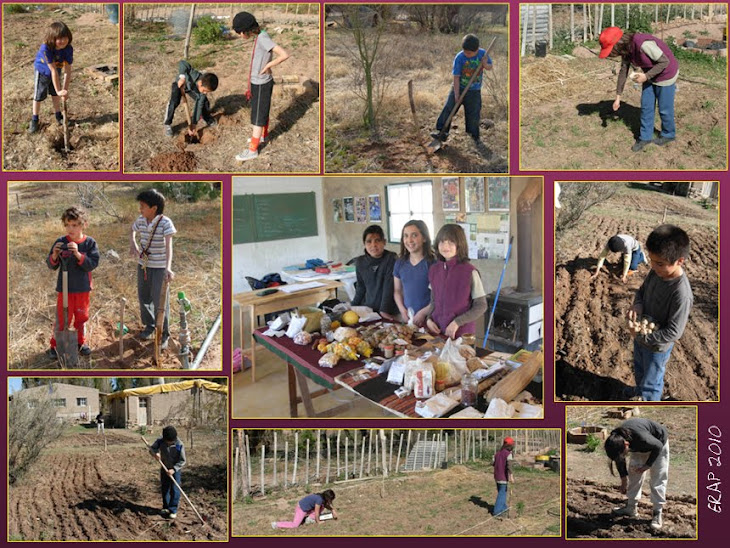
8;182;221;370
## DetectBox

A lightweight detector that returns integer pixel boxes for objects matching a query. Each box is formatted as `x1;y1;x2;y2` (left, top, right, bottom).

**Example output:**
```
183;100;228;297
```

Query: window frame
385;180;434;245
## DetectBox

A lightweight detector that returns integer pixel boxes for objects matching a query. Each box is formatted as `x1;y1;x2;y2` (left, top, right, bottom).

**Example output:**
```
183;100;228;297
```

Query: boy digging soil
627;225;693;401
46;206;100;359
149;426;187;519
592;233;649;283
232;11;290;162
163;60;219;137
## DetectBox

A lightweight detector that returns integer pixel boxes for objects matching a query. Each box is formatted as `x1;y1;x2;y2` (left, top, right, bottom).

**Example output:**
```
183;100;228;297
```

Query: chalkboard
233;192;318;243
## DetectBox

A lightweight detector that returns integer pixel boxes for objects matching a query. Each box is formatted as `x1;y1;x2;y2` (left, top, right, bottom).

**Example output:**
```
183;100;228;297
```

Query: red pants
50;292;90;347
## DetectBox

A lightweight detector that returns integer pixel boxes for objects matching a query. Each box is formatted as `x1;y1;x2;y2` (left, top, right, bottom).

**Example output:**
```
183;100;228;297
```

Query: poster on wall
441;177;460;211
464;177;485;213
332;198;343;223
344;197;355;222
457;222;479;259
368;194;382;222
355;197;368;223
488;177;510;211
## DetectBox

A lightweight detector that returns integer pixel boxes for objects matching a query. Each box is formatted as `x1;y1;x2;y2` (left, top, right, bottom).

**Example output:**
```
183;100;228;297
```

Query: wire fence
233;429;561;500
124;3;319;25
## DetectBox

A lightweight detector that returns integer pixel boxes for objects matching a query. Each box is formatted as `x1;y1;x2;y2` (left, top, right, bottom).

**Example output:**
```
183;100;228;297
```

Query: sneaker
235;149;259;162
168;512;177;519
631;140;653;152
612;505;638;517
650;510;663;530
271;522;278;530
78;344;92;356
160;336;169;350
47;347;58;359
160;509;170;516
653;137;675;147
164;125;173;137
206;119;217;128
247;136;265;144
139;327;155;340
29;119;39;134
430;131;448;142
304;516;316;524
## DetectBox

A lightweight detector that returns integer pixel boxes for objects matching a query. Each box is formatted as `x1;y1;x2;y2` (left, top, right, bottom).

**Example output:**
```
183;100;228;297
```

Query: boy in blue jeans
149;426;186;519
432;34;492;142
627;225;693;401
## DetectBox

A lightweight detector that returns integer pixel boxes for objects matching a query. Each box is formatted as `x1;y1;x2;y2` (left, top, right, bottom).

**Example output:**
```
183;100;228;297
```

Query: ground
233;463;561;536
8;427;227;541
123;5;319;173
520;20;727;170
2;6;119;171
325;14;508;173
566;406;697;539
7;182;221;370
555;183;718;401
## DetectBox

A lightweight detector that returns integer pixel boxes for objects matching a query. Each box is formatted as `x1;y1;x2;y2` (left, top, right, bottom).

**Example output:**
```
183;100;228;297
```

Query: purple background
1;0;727;543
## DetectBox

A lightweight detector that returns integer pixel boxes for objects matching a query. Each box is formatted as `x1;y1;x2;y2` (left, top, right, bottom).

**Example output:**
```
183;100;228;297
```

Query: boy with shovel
163;60;219;138
46;206;100;360
432;34;493;145
149;426;187;519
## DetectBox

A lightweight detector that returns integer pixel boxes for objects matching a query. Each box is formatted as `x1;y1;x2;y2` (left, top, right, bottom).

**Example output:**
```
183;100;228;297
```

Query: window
386;181;434;245
53;398;66;407
77;397;87;407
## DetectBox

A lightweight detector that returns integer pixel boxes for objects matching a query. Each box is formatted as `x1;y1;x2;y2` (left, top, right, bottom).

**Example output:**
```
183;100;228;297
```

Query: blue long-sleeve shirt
46;236;100;293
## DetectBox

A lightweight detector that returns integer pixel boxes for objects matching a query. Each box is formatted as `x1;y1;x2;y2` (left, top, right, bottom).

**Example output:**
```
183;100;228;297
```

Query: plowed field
8;429;227;541
555;184;718;401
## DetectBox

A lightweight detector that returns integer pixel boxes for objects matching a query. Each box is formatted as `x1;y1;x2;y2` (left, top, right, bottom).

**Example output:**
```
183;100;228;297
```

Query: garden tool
142;436;206;526
428;37;498;152
154;278;170;365
61;73;69;152
181;91;199;139
55;251;79;367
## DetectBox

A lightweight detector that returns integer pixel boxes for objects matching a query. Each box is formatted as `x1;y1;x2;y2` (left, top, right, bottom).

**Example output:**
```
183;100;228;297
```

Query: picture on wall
488;177;510;211
368;194;382;222
465;176;485;213
344;196;355;222
355;197;368;223
441;177;460;211
333;198;343;223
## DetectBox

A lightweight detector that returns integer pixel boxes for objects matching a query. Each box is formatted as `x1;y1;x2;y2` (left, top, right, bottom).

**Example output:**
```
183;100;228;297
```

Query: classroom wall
232;177;326;295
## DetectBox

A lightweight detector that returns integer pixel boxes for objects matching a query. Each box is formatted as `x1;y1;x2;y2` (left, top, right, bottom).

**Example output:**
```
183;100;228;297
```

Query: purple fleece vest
428;258;476;337
629;34;678;83
493;448;511;482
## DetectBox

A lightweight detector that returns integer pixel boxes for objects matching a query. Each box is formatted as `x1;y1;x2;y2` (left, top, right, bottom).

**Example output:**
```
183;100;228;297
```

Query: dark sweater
615;418;668;477
46;236;100;293
352;250;398;315
176;60;211;124
634;270;693;352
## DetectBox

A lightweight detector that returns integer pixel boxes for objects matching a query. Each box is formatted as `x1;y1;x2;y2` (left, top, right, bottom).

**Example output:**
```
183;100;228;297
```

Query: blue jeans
493;482;509;516
436;88;482;139
161;469;181;513
633;340;673;401
640;82;676;141
629;247;646;271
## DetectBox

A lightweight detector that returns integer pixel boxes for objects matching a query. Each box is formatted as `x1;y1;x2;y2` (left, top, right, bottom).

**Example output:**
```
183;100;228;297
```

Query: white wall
232;177;326;294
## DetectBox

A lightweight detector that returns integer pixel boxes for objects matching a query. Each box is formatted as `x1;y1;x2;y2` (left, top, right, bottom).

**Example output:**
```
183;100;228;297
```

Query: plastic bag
415;392;459;418
404;357;434;398
439;337;468;384
286;313;308;339
484;398;516;418
318;352;339;368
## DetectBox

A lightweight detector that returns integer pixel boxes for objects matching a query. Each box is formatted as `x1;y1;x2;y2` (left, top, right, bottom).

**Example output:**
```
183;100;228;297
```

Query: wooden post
548;4;553;50
583;4;587;43
432;433;438;468
273;432;278;487
389;430;394;473
414;432;420;470
570;4;575;42
405;431;412;468
353;430;358;473
380;430;388;477
521;4;530;56
345;437;349;479
375;431;380;474
293;432;299;485
367;430;373;475
611;3;615;26
359;438;365;479
666;5;671;24
183;4;196;60
306;438;310;485
284;440;289;488
238;431;247;496
655;4;659;24
233;446;240;500
326;435;331;484
336;430;341;479
316;430;321;480
260;445;265;495
396;433;404;473
531;5;537;52
245;435;252;491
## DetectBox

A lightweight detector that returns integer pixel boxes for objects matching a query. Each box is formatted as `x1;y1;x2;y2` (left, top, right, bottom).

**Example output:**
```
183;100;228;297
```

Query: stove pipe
516;178;542;293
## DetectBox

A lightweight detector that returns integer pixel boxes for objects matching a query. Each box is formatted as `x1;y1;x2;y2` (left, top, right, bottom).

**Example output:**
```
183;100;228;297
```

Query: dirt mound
149;151;197;172
567;478;696;538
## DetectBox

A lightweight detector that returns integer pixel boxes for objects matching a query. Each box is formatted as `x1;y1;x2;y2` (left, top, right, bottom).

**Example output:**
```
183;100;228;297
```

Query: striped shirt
132;215;176;269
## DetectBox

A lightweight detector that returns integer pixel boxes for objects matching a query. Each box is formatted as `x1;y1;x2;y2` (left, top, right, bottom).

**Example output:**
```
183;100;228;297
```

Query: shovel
428;37;498;152
61;73;69;152
55;252;79;367
154;278;170;365
181;92;199;140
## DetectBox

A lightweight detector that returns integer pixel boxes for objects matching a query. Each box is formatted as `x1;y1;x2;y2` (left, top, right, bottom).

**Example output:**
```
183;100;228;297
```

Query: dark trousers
137;265;170;337
436;88;482;139
160;469;181;513
164;82;213;126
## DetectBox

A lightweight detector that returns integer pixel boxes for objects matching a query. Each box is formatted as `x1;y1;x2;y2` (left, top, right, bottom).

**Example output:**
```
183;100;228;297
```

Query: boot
613;504;638;517
650;510;663;530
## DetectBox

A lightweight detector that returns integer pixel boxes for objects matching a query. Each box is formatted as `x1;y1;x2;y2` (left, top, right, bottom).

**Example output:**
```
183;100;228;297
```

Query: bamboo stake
260;445;265;495
284;440;289;488
570;4;575;42
306;438;310;485
233;446;240;501
396;433;404;473
245;435;252;490
445;433;449;466
548;4;553;49
360;438;365;479
611;3;615;26
345;437;349;479
583;4;587;43
336;430;341;479
326;436;331;484
293;432;299;485
405;431;412;468
353;430;358;473
367;430;373;475
389;430;394;473
380;430;388;477
273;432;278;487
316;430;321;480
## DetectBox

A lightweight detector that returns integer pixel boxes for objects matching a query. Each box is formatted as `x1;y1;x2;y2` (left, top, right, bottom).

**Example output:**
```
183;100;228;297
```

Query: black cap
162;425;178;441
232;12;257;33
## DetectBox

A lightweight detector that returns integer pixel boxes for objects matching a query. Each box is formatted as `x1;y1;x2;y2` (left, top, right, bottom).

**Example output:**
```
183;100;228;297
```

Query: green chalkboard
233;192;318;243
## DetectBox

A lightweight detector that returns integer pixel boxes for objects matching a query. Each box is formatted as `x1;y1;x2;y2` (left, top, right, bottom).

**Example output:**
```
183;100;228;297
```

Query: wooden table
234;280;344;382
253;327;362;417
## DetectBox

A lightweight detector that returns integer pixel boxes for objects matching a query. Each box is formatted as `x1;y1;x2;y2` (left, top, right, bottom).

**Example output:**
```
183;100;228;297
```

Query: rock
106;249;121;261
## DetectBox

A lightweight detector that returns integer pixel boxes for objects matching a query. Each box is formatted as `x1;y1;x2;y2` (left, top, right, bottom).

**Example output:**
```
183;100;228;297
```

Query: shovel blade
427;138;443;152
56;330;79;367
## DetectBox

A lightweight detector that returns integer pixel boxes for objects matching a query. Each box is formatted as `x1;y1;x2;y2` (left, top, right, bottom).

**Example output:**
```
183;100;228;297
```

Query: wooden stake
306;438;310;485
316;430;321;480
380;430;388;478
521;4;530;56
367;430;373;475
233;446;240;500
375;431;379;474
293;432;299;485
245;434;252;490
396;433;404;473
445;433;449;467
337;430;341;479
570;4;575;43
273;432;278;487
284;440;289;488
405;431;412;470
345;437;349;479
583;4;587;43
389;430;394;473
260;445;265;495
415;432;421;470
326;435;331;484
359;438;365;479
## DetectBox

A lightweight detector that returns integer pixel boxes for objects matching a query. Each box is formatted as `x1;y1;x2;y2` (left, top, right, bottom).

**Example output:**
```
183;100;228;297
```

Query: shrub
193;16;225;45
4;4;28;15
584;433;601;452
158;182;221;202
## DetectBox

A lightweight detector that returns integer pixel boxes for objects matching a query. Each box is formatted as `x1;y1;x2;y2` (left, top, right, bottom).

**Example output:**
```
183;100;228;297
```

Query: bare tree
556;182;620;232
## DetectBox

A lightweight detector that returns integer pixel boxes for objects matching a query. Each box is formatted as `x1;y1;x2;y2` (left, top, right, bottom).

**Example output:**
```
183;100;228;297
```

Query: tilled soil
567;478;696;539
8;430;227;541
555;187;718;401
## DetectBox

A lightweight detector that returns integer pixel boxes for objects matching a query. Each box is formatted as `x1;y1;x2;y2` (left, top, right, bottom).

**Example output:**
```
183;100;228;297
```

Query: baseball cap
599;27;623;58
232;12;258;33
504;437;515;445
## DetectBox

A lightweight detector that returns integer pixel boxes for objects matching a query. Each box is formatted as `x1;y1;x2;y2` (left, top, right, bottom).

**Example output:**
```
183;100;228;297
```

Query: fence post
368;430;373;475
336;430;341;479
273;432;278;487
583;4;587;43
405;430;412;469
375;431;380;473
345;437;349;479
261;445;265;496
396;433;404;473
293;432;299;485
245;434;252;492
316;430;321;481
570;4;575;42
183;3;196;60
531;4;537;52
359;438;366;478
548;4;553;49
326;435;331;483
521;4;530;56
233;446;240;501
306;438;310;486
611;3;615;26
353;430;358;473
284;440;289;488
445;433;449;466
389;430;394;473
380;430;388;477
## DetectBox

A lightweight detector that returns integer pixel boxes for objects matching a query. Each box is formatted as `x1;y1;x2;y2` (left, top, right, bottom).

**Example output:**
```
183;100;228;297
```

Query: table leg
294;368;317;417
248;305;256;383
288;363;298;418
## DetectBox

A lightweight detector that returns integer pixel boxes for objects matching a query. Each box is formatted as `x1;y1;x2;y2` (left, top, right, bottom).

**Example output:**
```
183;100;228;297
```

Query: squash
486;351;543;403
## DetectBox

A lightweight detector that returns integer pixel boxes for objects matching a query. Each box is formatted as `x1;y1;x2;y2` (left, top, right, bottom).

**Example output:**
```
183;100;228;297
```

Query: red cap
599;27;623;58
504;437;515;445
